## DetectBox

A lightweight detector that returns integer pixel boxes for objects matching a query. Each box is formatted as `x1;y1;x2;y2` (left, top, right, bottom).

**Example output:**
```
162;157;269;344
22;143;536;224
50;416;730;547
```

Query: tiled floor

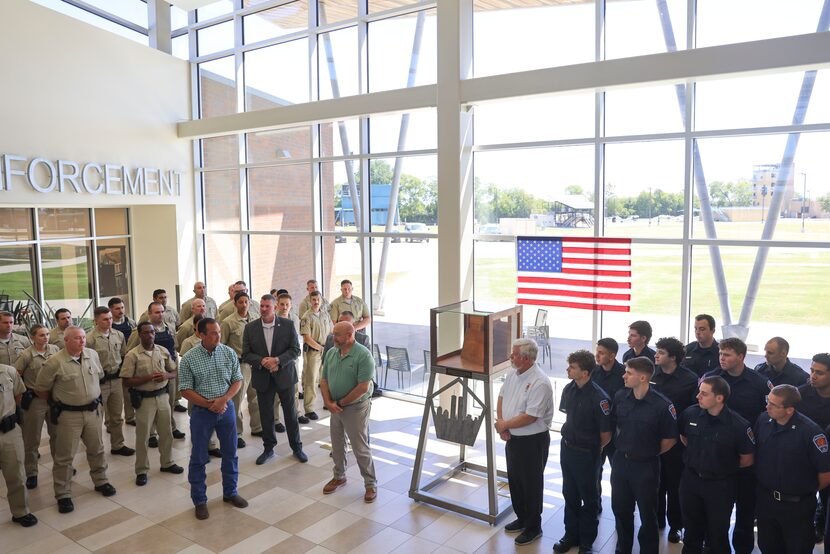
0;395;822;553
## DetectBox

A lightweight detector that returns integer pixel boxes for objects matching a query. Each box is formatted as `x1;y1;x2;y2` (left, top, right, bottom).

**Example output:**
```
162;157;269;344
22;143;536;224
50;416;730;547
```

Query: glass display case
430;300;522;374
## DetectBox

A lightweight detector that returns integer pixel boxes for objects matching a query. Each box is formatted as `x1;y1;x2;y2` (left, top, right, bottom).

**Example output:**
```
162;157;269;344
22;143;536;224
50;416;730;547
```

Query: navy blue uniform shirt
651;365;700;414
560;379;613;450
797;383;830;429
622;346;655;363
754;359;809;387
612;387;678;458
590;360;625;401
680;404;754;477
704;366;772;424
754;411;830;495
684;340;719;377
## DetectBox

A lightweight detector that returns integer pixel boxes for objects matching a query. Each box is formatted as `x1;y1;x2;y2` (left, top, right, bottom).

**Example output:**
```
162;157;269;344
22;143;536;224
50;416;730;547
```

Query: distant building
751;164;794;216
337;184;400;226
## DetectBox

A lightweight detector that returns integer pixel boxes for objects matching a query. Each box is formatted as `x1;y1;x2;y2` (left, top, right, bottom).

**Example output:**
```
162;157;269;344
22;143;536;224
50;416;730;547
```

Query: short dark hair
309;290;321;298
339;311;355;320
694;314;716;330
277;293;291;301
597;337;619;354
567;350;595;373
812;353;830;371
107;297;124;308
234;280;247;287
137;321;154;334
55;308;71;318
626;356;655;377
771;384;801;408
93;306;110;318
307;279;318;286
260;294;276;303
233;291;249;303
701;375;730;401
340;279;352;286
148;301;164;312
197;317;217;334
0;311;13;321
152;289;166;298
655;337;685;366
628;320;652;342
192;314;204;328
768;336;790;354
276;289;289;296
719;337;747;358
270;289;278;296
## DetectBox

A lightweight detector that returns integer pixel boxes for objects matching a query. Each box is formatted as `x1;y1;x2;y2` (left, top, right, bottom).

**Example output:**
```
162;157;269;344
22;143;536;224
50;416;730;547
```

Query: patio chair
372;344;384;385
526;325;552;369
534;308;548;327
385;346;413;391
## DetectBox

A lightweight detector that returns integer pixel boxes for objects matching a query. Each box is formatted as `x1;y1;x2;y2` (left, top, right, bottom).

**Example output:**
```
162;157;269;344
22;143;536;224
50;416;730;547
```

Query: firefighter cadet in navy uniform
754;336;809;387
621;320;656;363
87;306;134;457
0;310;31;366
553;350;612;554
679;375;755;554
0;362;37;526
703;337;772;554
610;356;678;554
799;353;830;543
120;322;184;486
14;324;59;490
650;337;699;543
591;337;625;514
34;326;116;514
754;384;830;554
684;314;720;377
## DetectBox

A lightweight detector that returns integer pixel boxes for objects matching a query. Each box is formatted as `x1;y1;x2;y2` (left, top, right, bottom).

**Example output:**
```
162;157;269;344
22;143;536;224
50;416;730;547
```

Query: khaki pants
232;362;255;436
302;350;323;414
135;392;174;475
101;378;126;450
0;425;29;517
52;409;108;499
22;396;56;476
330;399;376;488
124;382;135;423
150;380;180;438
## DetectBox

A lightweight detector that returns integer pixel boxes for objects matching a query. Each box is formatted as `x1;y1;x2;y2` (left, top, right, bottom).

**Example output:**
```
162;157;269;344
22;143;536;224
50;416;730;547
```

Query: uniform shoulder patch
766;380;774;391
668;403;677;420
746;427;755;445
599;399;610;416
813;434;828;453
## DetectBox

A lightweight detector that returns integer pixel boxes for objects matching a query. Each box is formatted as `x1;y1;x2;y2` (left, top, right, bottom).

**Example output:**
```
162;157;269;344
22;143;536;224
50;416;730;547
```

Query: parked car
478;224;502;235
404;222;429;242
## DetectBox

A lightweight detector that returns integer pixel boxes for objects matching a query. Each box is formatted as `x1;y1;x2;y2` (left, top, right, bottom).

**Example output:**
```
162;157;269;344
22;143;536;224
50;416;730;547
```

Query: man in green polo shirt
320;321;377;503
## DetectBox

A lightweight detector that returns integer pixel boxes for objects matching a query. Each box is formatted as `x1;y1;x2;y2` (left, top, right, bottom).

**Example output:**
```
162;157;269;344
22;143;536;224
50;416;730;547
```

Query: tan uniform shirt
179;334;200;356
300;309;333;349
14;344;60;389
120;345;175;392
0;333;32;366
49;327;67;348
221;312;255;357
329;295;370;323
179;296;218;324
86;328;127;376
298;295;330;320
138;306;179;330
126;322;178;351
217;299;260;324
176;318;197;350
1;364;24;418
35;348;104;405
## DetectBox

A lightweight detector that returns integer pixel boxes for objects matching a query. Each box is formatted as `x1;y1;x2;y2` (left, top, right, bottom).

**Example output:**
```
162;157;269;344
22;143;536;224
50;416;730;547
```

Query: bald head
332;321;356;350
191;298;207;316
193;281;206;297
64;326;86;356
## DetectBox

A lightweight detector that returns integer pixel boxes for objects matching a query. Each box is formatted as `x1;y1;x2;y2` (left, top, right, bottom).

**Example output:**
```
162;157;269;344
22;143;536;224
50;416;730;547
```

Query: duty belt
761;485;809;503
687;467;729;481
100;372;121;383
135;387;168;398
58;398;101;411
0;411;19;433
562;438;594;454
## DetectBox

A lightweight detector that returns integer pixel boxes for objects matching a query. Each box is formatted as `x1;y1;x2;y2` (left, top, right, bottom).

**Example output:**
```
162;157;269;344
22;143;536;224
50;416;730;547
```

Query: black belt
136;387;168;398
562;438;594;453
687;467;729;481
761;485;810;503
59;399;101;411
619;451;657;462
100;372;121;382
0;412;19;433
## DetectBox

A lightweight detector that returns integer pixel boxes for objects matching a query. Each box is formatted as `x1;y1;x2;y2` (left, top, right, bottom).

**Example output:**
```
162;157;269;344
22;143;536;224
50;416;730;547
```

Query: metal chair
385;346;413;391
372;344;384;385
526;325;552;369
535;308;548;327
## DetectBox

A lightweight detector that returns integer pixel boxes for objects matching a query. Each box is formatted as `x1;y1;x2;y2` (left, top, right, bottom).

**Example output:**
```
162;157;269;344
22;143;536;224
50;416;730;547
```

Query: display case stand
408;364;511;525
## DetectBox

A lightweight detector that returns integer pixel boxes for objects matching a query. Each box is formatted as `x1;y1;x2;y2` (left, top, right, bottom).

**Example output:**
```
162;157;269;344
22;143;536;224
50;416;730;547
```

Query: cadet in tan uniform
329;279;371;331
274;293;307;429
221;292;256;447
121;322;184;485
215;284;235;323
217;281;259;323
301;291;333;420
177;298;207;349
14;324;59;489
87;306;134;457
179;282;218;324
35;326;116;514
49;308;72;349
138;289;179;330
1;362;37;526
297;279;330;319
0;310;32;366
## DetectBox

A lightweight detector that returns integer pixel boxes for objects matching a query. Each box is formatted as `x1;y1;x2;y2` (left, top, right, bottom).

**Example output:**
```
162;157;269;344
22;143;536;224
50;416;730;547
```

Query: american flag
516;236;632;312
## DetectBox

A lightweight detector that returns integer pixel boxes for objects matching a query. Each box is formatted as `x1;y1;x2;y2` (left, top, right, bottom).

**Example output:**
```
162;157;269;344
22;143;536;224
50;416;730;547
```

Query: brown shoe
364;487;377;503
223;495;248;508
323;478;347;494
194;504;209;520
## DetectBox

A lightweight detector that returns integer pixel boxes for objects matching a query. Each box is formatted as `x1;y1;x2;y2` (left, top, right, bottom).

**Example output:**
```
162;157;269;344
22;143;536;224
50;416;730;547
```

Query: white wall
0;0;195;312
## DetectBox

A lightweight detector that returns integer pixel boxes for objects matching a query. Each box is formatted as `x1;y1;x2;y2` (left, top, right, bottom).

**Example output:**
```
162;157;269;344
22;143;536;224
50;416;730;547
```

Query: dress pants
658;442;684;531
330;399;376;487
611;453;660;554
100;378;126;450
679;469;735;554
135;392;174;475
188;402;238;505
505;431;550;534
0;425;29;517
21;396;55;477
732;467;757;554
52;409;109;499
756;488;816;554
257;381;302;453
561;443;601;547
597;439;616;511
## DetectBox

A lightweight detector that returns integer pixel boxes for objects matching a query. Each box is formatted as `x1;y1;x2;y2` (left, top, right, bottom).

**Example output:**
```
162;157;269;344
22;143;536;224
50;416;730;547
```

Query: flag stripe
518;287;631;301
518;298;631;312
518;276;631;289
562;257;630;266
563;246;632;255
562;268;632;277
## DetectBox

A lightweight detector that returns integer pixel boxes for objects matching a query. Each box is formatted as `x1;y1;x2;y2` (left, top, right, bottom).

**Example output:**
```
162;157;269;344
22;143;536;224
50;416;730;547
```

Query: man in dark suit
242;294;307;465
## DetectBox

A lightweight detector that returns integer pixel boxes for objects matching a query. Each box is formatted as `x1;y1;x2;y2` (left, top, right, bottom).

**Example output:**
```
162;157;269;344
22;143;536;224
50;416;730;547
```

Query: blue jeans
189;402;238;506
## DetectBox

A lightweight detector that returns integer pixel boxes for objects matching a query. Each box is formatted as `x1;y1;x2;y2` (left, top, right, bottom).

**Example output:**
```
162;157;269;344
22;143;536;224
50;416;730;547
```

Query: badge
813;434;828;453
746;427;755;445
599;399;610;416
668;403;677;420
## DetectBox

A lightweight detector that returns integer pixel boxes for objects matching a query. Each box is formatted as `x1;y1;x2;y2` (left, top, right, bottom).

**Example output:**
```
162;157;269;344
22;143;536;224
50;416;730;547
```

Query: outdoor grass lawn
0;263;89;301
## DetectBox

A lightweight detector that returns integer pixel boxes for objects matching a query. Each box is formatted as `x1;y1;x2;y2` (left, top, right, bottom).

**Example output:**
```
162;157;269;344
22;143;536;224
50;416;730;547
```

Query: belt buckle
773;490;782;501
